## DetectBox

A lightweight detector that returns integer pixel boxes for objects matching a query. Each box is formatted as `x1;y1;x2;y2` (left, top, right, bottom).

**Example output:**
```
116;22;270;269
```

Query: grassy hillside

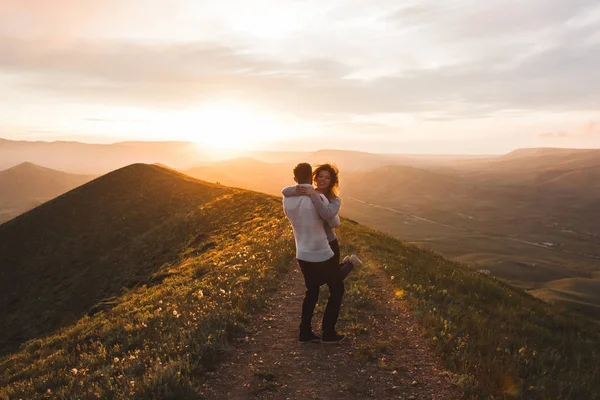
0;162;95;224
0;164;295;399
528;278;600;320
0;164;289;356
1;165;598;399
338;221;600;399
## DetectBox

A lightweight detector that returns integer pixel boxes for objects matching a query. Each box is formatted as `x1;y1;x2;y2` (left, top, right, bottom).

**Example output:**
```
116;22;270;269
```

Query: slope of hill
445;147;600;185
344;164;464;200
346;223;600;399
0;164;296;399
338;159;600;321
0;162;95;224
0;163;261;355
528;278;600;319
534;165;600;196
0;166;599;399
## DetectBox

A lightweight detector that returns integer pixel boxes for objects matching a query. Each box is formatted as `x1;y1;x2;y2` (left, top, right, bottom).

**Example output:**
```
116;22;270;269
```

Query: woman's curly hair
313;163;339;200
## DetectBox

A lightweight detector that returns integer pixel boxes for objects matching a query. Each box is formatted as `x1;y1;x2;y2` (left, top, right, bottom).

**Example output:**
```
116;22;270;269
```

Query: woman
282;163;361;278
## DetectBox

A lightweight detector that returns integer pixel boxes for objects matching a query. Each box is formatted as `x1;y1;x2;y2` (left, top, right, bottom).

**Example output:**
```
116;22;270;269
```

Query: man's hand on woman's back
297;185;316;196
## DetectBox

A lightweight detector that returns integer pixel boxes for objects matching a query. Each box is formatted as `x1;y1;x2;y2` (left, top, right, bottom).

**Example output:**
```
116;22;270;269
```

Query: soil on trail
201;262;463;400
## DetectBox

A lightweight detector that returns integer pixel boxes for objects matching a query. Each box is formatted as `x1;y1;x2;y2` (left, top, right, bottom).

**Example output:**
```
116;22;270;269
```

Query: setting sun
168;103;289;149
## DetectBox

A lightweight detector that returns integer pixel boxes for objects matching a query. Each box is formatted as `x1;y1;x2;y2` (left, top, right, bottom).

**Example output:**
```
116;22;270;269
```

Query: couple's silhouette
282;162;361;344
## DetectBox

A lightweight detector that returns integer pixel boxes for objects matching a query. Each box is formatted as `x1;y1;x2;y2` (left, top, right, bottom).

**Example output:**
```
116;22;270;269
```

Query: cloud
388;0;598;37
0;0;131;45
538;121;600;147
538;131;568;139
1;1;600;122
2;31;600;120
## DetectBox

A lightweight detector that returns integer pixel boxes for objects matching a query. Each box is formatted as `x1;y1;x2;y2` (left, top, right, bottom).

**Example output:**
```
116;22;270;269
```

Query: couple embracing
282;162;362;344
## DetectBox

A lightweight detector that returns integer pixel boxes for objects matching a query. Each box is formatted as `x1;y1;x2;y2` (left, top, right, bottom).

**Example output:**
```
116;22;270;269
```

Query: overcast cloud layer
2;0;600;153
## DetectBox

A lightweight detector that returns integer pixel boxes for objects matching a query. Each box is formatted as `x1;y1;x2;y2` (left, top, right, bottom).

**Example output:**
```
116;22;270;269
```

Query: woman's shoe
340;254;362;279
349;254;363;267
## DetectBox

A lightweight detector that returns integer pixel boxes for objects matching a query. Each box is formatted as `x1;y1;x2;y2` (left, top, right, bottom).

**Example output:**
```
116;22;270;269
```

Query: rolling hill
0;163;254;355
0;163;599;399
528;278;600;319
0;162;95;224
444;147;600;187
338;150;600;321
0;139;481;177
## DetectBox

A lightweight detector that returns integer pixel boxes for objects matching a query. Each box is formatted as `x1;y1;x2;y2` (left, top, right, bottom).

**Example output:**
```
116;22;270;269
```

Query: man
282;162;346;344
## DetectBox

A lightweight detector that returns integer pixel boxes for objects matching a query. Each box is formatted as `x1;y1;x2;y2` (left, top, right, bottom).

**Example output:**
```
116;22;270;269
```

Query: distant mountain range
0;138;486;175
0;139;207;174
0;162;95;224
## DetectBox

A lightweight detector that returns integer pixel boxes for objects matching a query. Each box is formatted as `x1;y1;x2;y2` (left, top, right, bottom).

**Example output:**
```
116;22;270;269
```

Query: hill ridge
0;163;232;353
1;167;599;399
0;162;96;224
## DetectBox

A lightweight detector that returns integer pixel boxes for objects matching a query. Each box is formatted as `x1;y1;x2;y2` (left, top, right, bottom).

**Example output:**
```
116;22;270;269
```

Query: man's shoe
299;331;321;344
340;262;354;280
321;332;345;344
343;255;351;264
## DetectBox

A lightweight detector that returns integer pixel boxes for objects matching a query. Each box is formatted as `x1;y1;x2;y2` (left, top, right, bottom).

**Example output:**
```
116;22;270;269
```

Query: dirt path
200;261;463;400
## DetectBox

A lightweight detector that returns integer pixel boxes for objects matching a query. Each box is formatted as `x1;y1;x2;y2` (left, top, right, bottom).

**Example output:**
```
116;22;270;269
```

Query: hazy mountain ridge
0;162;96;224
185;157;290;196
0;139;206;174
445;147;600;185
1;138;487;175
0;164;231;354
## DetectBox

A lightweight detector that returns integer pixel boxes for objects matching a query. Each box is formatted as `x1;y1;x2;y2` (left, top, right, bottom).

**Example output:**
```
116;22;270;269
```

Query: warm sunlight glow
223;4;305;39
172;103;287;150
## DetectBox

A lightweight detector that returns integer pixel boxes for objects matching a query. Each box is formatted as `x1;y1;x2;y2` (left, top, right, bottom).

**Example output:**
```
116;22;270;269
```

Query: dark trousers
329;239;340;266
298;255;344;335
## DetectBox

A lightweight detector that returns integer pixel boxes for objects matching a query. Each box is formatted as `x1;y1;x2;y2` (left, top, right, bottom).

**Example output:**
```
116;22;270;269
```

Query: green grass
0;165;295;399
0;208;294;399
2;164;598;399
338;219;600;399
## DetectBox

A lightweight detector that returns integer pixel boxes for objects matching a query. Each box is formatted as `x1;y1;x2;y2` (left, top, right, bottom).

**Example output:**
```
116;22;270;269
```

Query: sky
1;0;600;154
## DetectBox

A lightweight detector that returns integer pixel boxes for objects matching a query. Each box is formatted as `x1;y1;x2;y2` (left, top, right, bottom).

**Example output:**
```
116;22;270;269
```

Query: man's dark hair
293;162;312;184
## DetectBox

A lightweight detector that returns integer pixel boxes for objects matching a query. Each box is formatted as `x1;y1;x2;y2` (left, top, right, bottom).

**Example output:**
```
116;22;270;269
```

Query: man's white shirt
283;184;335;262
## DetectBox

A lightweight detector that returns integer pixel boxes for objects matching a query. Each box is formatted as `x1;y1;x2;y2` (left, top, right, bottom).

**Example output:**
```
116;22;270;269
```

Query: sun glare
76;102;312;155
166;103;288;150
